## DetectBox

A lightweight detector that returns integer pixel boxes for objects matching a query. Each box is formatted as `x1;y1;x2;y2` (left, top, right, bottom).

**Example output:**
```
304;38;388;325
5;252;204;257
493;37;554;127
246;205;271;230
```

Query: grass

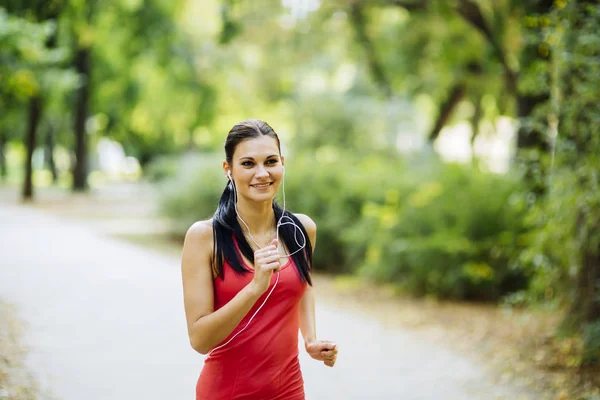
110;233;184;259
0;301;40;400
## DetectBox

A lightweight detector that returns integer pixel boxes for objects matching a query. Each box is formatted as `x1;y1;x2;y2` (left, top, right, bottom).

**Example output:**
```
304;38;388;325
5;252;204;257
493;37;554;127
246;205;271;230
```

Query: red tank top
196;244;307;400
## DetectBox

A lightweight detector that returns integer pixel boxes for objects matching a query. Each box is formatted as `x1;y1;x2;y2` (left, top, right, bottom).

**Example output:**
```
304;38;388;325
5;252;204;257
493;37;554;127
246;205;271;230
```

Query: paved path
0;204;537;400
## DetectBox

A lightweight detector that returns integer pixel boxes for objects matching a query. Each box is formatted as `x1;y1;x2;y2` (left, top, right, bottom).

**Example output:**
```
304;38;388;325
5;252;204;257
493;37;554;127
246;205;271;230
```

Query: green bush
144;155;181;183
158;153;225;235
283;151;398;274
346;159;529;301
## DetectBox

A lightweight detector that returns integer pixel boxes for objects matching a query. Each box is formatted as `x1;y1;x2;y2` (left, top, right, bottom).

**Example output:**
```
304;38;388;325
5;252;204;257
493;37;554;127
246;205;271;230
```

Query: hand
249;239;281;295
305;339;338;367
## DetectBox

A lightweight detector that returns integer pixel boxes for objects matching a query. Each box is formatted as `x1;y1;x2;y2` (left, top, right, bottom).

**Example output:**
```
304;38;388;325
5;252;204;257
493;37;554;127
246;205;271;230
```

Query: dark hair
212;119;312;285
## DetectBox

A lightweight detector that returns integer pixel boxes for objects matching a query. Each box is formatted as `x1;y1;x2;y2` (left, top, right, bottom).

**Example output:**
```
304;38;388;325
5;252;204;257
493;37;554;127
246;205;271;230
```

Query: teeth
253;183;270;188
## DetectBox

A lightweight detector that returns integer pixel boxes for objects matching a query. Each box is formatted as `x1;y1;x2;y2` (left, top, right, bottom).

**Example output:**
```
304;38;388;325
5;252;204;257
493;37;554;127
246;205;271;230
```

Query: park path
0;190;540;400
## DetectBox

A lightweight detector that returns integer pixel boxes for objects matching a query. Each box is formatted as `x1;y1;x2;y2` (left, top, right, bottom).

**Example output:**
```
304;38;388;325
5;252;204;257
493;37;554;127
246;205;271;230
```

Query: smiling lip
251;182;272;189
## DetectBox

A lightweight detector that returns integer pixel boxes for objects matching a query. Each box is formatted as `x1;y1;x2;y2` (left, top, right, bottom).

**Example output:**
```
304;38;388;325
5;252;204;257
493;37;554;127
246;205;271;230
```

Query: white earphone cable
206;167;306;358
206;272;279;357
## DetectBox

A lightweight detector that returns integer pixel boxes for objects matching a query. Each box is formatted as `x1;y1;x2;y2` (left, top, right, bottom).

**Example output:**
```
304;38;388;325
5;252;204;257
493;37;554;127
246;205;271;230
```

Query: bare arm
181;220;266;354
296;213;338;367
296;214;317;344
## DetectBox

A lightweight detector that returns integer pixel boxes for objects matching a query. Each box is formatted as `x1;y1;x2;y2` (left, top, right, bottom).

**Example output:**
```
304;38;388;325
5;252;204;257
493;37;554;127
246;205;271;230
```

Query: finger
318;340;335;347
257;249;279;261
269;239;278;247
264;252;280;262
322;356;335;363
261;261;281;271
255;246;277;257
319;342;337;351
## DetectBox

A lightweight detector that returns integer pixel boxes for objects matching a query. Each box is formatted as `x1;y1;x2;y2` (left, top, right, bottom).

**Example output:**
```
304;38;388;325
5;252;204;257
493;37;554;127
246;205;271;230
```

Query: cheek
272;171;284;182
233;171;251;186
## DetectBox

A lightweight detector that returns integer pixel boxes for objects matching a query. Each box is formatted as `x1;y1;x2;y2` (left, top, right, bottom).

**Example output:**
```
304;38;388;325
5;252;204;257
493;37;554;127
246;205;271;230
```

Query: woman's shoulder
184;219;214;245
293;213;316;234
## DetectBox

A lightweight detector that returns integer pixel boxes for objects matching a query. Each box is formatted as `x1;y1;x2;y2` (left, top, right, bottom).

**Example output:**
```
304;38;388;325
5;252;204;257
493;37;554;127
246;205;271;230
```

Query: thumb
270;238;278;247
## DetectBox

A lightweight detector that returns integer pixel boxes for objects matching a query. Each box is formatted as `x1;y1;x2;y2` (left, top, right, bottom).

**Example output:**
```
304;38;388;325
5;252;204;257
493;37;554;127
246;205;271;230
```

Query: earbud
227;170;232;180
282;166;285;176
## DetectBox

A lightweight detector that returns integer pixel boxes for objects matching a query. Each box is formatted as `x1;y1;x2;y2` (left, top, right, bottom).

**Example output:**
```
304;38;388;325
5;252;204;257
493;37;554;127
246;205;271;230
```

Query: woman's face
225;135;284;203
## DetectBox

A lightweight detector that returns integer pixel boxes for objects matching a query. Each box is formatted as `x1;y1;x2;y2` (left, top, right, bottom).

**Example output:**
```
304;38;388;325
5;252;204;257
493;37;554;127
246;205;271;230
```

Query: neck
235;197;276;237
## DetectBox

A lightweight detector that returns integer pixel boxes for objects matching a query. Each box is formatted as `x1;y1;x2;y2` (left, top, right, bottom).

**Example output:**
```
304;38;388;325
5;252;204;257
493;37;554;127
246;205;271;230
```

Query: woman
181;119;338;400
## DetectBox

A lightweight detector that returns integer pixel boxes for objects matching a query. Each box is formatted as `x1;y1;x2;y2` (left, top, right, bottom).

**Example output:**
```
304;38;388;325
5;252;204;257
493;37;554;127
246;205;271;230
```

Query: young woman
181;119;338;399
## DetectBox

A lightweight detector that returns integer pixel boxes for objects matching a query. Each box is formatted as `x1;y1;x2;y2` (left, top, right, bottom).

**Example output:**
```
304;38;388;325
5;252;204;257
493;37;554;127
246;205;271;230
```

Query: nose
255;165;269;179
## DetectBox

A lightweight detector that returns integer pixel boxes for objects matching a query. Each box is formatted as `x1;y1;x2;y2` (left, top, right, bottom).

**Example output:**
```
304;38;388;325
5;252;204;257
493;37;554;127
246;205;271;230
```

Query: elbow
190;335;210;355
190;338;208;355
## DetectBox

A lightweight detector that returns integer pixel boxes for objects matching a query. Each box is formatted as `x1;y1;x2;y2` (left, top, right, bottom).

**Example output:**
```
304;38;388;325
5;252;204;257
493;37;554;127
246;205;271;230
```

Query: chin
243;189;274;203
252;192;276;203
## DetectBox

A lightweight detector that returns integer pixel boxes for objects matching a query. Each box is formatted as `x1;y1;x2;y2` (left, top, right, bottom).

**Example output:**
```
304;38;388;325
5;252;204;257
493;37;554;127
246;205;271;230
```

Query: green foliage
349;159;528;300
517;2;600;365
89;0;215;162
583;320;600;365
157;153;225;234
143;154;180;182
0;8;76;101
283;152;396;274
291;92;416;155
520;158;600;304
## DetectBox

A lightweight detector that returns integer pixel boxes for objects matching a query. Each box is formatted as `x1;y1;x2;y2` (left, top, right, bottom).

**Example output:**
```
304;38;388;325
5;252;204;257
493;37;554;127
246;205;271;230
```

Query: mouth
251;182;273;189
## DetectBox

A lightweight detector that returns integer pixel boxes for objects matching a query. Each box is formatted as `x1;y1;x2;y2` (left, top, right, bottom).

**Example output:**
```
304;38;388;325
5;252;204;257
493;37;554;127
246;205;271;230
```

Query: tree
341;0;556;169
0;4;74;200
86;0;216;166
552;1;600;366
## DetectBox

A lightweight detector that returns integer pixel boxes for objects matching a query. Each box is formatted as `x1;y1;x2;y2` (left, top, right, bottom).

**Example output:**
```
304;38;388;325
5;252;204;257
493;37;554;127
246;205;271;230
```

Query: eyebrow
238;154;280;161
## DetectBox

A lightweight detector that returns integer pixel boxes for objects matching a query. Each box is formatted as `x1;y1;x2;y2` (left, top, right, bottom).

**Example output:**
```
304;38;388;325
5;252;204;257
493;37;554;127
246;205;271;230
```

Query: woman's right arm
181;220;278;354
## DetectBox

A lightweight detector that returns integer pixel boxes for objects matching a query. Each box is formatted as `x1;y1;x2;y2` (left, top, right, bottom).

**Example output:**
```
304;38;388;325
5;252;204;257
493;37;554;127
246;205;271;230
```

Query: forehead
233;135;280;159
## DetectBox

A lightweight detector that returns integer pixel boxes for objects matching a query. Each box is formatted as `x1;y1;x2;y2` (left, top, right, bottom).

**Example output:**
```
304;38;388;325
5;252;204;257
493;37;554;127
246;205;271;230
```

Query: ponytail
212;181;236;277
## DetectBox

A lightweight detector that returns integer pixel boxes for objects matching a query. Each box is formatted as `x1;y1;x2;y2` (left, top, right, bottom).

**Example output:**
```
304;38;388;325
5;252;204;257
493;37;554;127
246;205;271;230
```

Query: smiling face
225;135;284;203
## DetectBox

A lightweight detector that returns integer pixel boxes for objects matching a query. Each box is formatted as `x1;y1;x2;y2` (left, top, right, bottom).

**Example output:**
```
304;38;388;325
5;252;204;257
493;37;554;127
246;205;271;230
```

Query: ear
222;161;231;179
281;155;285;167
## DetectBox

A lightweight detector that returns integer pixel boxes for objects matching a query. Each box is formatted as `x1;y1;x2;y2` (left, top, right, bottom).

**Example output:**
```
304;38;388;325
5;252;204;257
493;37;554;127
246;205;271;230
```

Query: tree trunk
516;93;550;150
581;248;600;324
22;96;42;201
350;3;393;98
0;129;6;180
562;244;600;327
428;82;467;142
470;95;482;148
561;212;600;363
45;122;58;183
72;46;91;192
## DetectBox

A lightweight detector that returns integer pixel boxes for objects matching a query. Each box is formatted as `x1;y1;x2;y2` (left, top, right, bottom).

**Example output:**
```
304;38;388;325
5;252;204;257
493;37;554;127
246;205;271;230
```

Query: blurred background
0;0;599;399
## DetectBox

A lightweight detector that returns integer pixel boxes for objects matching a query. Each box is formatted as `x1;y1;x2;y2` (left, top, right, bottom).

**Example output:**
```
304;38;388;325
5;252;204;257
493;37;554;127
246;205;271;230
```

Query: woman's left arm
296;214;338;368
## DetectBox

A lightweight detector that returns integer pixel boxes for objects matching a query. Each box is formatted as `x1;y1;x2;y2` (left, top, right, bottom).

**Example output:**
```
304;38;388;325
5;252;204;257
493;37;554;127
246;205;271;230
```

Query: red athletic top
196;246;307;400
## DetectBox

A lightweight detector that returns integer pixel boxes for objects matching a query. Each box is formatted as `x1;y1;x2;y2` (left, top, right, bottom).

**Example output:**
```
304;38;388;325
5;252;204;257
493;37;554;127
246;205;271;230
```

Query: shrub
348;159;529;301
